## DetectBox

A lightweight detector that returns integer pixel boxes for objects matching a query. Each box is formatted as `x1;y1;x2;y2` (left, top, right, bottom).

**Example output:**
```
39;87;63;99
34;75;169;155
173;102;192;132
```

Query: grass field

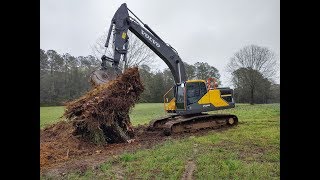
40;103;280;179
40;103;166;129
40;106;65;128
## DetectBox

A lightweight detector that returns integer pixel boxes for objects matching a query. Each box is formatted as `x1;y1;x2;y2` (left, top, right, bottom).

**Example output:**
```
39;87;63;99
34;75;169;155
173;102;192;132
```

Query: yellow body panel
198;89;229;107
186;79;206;83
122;32;127;39
221;94;231;97
165;97;176;111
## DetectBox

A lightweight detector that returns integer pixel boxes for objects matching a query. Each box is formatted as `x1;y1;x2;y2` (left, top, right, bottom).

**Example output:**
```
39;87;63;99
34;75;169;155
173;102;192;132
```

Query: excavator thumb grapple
90;67;119;86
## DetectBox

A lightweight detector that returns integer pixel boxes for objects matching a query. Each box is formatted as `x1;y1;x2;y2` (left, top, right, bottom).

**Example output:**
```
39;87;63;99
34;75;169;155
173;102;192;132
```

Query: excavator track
148;113;238;136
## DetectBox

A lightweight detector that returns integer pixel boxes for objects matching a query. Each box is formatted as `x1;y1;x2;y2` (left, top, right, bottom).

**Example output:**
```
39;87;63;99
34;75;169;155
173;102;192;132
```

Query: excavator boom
90;3;186;85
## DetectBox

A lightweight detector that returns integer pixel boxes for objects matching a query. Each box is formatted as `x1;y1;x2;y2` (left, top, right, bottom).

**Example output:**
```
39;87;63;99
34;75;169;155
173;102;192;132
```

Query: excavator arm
95;3;187;84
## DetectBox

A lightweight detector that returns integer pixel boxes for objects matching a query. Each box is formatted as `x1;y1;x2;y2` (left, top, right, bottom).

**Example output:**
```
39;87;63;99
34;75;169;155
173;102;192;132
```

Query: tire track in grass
181;143;198;180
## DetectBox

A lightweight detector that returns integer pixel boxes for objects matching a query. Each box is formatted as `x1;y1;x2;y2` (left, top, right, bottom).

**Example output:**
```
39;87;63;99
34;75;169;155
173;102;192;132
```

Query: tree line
40;48;221;105
40;44;279;106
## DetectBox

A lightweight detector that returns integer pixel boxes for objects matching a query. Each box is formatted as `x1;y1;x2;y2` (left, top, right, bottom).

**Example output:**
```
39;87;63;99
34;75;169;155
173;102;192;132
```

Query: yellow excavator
90;3;238;136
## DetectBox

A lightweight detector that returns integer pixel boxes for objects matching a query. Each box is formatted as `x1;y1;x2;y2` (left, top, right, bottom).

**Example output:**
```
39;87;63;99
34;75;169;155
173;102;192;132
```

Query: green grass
130;103;166;126
40;106;65;128
40;103;166;129
40;103;280;179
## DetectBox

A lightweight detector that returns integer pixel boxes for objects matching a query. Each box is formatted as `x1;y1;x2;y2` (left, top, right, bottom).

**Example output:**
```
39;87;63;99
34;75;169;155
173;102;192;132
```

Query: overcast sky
40;0;280;86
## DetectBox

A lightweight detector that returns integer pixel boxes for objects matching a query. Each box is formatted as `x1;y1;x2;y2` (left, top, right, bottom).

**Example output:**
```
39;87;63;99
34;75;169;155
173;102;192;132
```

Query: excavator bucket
89;66;119;86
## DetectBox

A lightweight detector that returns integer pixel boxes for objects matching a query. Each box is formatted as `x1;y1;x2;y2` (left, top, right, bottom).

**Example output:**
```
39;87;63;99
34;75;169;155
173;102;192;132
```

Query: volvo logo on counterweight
141;29;160;48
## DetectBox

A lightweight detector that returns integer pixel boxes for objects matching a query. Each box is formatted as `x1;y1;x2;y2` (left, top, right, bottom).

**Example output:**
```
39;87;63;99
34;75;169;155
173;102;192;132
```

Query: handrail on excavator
163;86;174;112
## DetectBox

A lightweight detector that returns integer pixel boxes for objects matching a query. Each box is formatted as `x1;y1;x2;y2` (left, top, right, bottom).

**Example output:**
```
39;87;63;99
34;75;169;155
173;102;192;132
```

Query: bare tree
227;45;278;104
195;62;221;84
91;31;156;69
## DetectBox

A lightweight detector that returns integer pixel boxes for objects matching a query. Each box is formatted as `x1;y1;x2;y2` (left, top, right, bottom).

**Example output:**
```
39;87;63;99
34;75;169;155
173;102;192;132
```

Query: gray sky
40;0;280;86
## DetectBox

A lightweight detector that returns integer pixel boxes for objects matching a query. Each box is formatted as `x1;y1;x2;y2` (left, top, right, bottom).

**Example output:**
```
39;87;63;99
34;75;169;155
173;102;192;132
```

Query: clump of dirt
64;67;144;144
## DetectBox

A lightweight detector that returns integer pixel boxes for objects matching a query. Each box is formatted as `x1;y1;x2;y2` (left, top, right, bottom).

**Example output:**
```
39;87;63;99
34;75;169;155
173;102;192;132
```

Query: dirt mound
64;67;144;144
39;123;161;170
40;121;97;167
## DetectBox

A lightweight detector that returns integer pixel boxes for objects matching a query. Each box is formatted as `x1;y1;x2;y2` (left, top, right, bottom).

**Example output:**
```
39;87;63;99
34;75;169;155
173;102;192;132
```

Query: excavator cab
164;79;235;115
174;81;207;110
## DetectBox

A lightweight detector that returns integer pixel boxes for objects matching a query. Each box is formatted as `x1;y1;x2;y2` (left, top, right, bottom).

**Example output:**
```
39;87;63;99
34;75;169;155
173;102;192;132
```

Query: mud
182;160;196;180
